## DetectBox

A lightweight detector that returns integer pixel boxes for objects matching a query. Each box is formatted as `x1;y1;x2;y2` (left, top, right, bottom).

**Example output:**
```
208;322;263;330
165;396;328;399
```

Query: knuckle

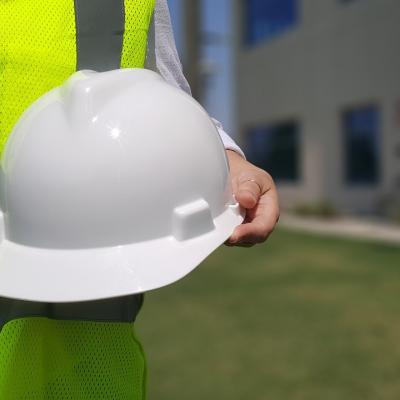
258;169;272;183
256;220;272;235
250;232;267;244
267;221;278;234
260;222;276;240
259;230;271;242
240;243;256;248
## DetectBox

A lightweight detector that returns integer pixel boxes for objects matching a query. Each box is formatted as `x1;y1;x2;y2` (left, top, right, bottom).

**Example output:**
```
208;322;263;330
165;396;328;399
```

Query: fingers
225;152;279;247
229;216;275;245
227;190;280;246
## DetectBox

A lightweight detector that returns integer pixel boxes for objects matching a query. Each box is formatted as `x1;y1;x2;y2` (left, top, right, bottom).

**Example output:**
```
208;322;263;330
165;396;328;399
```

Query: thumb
235;176;262;209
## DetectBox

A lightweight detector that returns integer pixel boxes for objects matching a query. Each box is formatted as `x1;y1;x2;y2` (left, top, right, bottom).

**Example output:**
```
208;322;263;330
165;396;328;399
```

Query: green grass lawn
137;228;400;400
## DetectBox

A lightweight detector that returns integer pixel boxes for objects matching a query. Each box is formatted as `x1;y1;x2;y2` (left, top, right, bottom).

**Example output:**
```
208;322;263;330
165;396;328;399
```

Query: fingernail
229;235;237;244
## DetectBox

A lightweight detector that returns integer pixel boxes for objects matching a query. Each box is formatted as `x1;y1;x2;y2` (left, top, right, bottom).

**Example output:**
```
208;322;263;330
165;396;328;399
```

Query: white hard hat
0;69;243;302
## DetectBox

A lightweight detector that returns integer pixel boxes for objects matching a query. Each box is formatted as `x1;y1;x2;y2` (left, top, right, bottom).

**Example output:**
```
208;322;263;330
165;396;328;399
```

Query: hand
225;150;280;247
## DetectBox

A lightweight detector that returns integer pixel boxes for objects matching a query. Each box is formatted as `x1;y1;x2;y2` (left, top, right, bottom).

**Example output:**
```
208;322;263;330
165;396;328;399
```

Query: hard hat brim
0;205;243;303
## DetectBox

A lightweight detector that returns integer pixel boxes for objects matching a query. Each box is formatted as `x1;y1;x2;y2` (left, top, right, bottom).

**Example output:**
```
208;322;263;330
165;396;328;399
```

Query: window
244;0;298;46
246;121;300;182
343;105;380;185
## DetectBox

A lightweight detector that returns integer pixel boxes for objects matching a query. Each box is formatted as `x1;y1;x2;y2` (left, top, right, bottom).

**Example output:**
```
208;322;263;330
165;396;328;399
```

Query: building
233;0;400;214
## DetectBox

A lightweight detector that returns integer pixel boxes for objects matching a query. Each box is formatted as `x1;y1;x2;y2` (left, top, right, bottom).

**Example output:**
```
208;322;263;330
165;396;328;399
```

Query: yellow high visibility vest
0;1;155;399
0;0;155;154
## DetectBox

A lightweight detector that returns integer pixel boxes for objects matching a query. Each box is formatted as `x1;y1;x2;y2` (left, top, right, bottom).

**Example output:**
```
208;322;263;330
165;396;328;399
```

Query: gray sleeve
146;0;245;157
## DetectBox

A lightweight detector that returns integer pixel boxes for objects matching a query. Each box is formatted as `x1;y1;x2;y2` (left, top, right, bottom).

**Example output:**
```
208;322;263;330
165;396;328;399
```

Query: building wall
235;0;400;213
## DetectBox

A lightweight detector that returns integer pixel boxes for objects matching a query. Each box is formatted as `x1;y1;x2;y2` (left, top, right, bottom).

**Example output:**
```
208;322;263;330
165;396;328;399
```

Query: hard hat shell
0;69;243;302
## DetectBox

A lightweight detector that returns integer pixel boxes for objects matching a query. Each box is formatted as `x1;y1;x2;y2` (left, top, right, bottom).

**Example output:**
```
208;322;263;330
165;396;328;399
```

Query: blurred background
170;0;400;220
137;1;400;399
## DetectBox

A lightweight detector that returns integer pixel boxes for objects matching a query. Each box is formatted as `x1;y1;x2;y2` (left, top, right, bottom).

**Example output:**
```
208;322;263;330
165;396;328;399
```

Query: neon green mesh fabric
121;0;155;69
0;0;77;155
0;0;155;155
0;318;146;400
0;0;155;398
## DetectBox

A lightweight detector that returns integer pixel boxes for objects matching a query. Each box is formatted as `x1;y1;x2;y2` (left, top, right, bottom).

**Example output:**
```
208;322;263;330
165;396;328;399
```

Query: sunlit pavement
280;213;400;246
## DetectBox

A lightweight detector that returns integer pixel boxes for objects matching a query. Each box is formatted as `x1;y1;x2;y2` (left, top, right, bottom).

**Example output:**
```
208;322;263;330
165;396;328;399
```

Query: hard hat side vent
172;199;215;241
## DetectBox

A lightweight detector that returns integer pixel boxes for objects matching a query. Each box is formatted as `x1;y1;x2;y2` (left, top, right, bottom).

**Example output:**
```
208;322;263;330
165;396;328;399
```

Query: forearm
152;0;244;157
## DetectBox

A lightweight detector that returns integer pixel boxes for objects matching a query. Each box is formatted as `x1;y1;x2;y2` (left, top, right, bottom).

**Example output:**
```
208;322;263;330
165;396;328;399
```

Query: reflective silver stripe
74;0;125;71
145;14;156;71
0;294;144;330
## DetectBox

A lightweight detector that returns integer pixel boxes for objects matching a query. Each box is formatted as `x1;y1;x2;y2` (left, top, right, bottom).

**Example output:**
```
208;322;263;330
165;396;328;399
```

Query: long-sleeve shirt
148;0;244;157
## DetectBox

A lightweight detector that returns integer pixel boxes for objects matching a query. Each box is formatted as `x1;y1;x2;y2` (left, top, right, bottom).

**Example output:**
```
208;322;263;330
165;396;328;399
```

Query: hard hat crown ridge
63;69;164;129
0;68;243;302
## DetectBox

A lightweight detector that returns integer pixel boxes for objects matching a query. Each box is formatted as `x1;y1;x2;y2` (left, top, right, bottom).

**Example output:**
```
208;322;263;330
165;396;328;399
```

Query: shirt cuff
211;118;246;159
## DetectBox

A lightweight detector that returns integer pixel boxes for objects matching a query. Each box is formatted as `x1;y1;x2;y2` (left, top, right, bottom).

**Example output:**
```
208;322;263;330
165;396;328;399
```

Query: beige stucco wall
234;0;400;213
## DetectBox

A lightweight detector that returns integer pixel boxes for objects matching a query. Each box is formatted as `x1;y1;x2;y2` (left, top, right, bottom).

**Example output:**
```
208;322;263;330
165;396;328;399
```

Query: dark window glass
246;121;300;182
343;106;380;185
244;0;297;46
